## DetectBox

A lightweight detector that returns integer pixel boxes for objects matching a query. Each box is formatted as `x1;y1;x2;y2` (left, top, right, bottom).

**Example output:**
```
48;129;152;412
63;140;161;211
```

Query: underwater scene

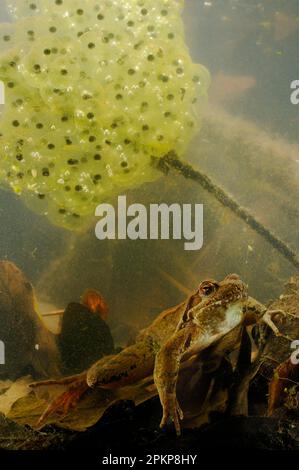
0;0;299;460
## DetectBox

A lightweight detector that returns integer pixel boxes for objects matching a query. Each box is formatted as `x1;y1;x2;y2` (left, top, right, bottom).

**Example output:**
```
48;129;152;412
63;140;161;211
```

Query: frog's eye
199;280;219;296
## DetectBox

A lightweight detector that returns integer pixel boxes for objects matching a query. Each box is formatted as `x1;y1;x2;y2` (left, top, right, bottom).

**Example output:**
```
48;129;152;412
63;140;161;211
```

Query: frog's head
198;274;248;307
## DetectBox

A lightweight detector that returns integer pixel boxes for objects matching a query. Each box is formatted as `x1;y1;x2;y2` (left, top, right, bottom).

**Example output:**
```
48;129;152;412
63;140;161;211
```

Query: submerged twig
154;152;299;270
42;310;64;317
157;268;192;296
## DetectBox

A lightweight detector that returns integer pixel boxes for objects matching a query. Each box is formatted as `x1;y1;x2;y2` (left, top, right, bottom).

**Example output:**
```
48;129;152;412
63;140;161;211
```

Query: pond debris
0;260;60;380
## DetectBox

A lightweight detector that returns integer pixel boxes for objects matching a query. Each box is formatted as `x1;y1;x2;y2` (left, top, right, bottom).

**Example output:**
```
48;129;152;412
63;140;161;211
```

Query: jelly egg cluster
0;0;209;229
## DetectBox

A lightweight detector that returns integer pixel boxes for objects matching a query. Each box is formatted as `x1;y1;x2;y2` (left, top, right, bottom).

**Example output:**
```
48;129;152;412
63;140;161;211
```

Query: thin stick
42;309;64;317
157;268;192;296
154;152;299;270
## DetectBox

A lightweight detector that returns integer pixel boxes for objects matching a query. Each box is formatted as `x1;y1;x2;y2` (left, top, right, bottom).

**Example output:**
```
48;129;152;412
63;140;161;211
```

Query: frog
31;274;282;434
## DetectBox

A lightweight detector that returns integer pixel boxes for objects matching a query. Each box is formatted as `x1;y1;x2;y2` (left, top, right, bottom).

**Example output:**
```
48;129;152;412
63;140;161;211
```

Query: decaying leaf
268;359;299;415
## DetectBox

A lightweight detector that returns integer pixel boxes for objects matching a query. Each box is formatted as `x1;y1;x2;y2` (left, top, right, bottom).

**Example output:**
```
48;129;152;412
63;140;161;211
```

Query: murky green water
0;0;298;380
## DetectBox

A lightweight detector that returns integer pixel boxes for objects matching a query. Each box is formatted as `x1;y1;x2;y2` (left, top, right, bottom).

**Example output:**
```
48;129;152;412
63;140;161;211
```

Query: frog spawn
0;0;210;229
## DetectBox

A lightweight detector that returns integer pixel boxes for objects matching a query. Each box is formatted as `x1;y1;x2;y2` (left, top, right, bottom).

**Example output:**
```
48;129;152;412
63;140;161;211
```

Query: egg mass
0;0;210;229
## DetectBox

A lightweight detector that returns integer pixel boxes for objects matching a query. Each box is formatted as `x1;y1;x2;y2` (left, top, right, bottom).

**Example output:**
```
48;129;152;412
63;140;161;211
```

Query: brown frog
32;274;281;434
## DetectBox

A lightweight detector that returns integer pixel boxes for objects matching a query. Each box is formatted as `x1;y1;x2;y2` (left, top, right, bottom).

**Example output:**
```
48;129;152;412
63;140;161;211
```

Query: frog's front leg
243;297;288;338
154;322;202;436
242;296;267;325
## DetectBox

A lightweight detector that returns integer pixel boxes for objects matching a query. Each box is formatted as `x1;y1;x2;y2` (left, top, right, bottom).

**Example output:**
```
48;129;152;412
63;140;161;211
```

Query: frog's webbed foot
262;309;292;341
30;373;88;428
160;395;184;436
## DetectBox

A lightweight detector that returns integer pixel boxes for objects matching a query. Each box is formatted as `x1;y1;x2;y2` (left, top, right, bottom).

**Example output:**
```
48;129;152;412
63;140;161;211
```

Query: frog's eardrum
0;0;209;229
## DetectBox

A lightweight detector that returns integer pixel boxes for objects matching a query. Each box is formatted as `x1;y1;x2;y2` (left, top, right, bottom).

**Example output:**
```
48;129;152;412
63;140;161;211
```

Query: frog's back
137;301;187;345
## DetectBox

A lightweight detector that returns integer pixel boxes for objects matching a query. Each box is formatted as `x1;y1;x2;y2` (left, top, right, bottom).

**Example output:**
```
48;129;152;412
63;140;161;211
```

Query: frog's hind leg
31;341;156;428
30;372;89;428
87;340;156;389
30;373;85;388
30;362;109;427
